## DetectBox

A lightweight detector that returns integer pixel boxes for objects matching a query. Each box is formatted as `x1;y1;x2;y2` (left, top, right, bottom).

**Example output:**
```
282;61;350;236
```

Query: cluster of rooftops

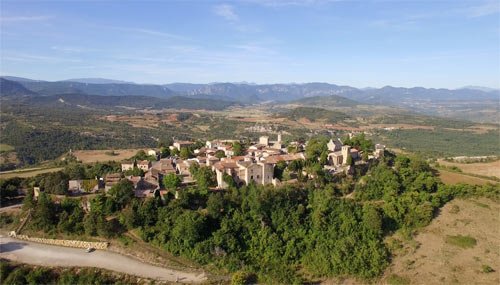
66;133;385;199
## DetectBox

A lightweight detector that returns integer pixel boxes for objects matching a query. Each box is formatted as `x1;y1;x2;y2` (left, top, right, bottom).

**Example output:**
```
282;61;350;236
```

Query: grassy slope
383;198;499;285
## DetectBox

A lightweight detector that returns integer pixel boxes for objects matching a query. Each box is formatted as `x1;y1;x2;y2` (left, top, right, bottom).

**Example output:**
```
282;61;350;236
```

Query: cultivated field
0;167;63;179
438;170;498;186
73;149;146;163
383;198;499;285
438;159;500;179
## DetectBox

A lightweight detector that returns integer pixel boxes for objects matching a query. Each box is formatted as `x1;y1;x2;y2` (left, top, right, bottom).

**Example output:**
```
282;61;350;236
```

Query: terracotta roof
174;140;193;144
214;161;238;171
264;153;304;164
236;161;252;168
106;173;122;179
222;156;245;162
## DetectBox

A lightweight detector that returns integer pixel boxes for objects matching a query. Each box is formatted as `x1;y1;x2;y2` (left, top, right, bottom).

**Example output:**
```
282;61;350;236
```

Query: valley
1;76;499;285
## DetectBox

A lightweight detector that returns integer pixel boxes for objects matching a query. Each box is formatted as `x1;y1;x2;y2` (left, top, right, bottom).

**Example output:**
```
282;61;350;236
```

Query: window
251;175;253;179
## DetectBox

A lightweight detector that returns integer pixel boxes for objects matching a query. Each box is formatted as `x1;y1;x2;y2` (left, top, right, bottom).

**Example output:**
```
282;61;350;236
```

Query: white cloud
214;4;239;21
2;52;81;63
466;0;500;18
51;46;83;53
0;15;52;23
244;0;343;7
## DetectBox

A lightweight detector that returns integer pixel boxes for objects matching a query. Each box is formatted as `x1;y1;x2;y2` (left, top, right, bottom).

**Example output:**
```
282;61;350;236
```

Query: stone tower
341;145;351;165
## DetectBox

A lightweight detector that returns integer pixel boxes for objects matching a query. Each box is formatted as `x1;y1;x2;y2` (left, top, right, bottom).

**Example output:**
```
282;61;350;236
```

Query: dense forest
280;107;351;124
377;129;500;157
4;149;498;284
0;260;140;285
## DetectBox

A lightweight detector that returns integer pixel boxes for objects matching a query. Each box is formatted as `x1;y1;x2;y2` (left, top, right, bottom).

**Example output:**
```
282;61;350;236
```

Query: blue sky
1;0;499;88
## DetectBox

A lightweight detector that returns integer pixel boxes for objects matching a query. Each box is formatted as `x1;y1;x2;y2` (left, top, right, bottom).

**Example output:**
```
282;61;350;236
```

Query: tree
163;173;182;190
362;152;369;162
107;179;134;210
124;167;144;177
167;211;208;253
171;148;180;156
180;147;193;160
158;137;173;148
83;211;98;235
305;137;328;161
22;188;35;211
0;178;20;204
206;192;226;220
160;146;170;158
64;163;86;180
223;173;236;188
215;150;226;159
274;161;287;180
362;204;382;235
288;159;304;172
40;171;69;195
346;154;354;166
193;166;216;193
232;141;245;156
33;192;55;231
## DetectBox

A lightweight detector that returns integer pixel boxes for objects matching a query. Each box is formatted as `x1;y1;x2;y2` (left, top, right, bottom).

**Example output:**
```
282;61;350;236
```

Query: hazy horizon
2;74;499;91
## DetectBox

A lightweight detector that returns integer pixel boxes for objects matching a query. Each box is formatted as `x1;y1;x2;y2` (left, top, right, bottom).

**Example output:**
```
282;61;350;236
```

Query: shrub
231;271;254;285
482;265;494;273
445;235;477;249
386;274;410;285
449;205;460;214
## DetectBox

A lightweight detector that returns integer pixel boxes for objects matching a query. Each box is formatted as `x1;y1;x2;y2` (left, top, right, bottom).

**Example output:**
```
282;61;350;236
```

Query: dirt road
0;236;207;283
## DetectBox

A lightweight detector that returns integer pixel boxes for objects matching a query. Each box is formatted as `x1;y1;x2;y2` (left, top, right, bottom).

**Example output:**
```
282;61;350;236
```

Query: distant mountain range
63;78;135;84
2;76;498;102
1;76;498;122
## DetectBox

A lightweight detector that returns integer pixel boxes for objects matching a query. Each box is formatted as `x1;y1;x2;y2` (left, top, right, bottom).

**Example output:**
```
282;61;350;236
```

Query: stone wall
14;234;109;250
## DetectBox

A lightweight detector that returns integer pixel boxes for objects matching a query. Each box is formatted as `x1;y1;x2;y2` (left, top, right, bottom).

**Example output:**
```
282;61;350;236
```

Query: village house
327;138;343;152
327;144;360;167
172;140;194;151
68;179;99;194
205;155;220;166
121;161;134;172
374;144;386;158
104;173;122;191
175;159;198;176
212;157;274;188
33;187;42;200
125;175;160;198
137;160;152;171
141;158;176;187
262;153;305;165
257;133;283;150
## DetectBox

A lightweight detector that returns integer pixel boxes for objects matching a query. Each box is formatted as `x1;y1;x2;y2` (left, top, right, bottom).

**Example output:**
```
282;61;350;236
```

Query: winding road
0;235;207;283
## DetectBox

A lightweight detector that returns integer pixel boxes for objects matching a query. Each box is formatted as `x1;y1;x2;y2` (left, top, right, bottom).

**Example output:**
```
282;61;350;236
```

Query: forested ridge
2;150;498;284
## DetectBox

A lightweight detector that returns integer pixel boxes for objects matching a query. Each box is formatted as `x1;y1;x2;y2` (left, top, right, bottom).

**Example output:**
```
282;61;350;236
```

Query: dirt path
437;159;500;179
438;169;498;185
0;236;207;283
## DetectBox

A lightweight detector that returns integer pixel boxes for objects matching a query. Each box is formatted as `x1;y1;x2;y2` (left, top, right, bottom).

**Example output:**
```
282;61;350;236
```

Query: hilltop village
64;133;385;199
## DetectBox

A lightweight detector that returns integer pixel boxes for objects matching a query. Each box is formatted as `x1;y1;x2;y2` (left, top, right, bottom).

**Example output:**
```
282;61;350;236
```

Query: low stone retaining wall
13;234;109;250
